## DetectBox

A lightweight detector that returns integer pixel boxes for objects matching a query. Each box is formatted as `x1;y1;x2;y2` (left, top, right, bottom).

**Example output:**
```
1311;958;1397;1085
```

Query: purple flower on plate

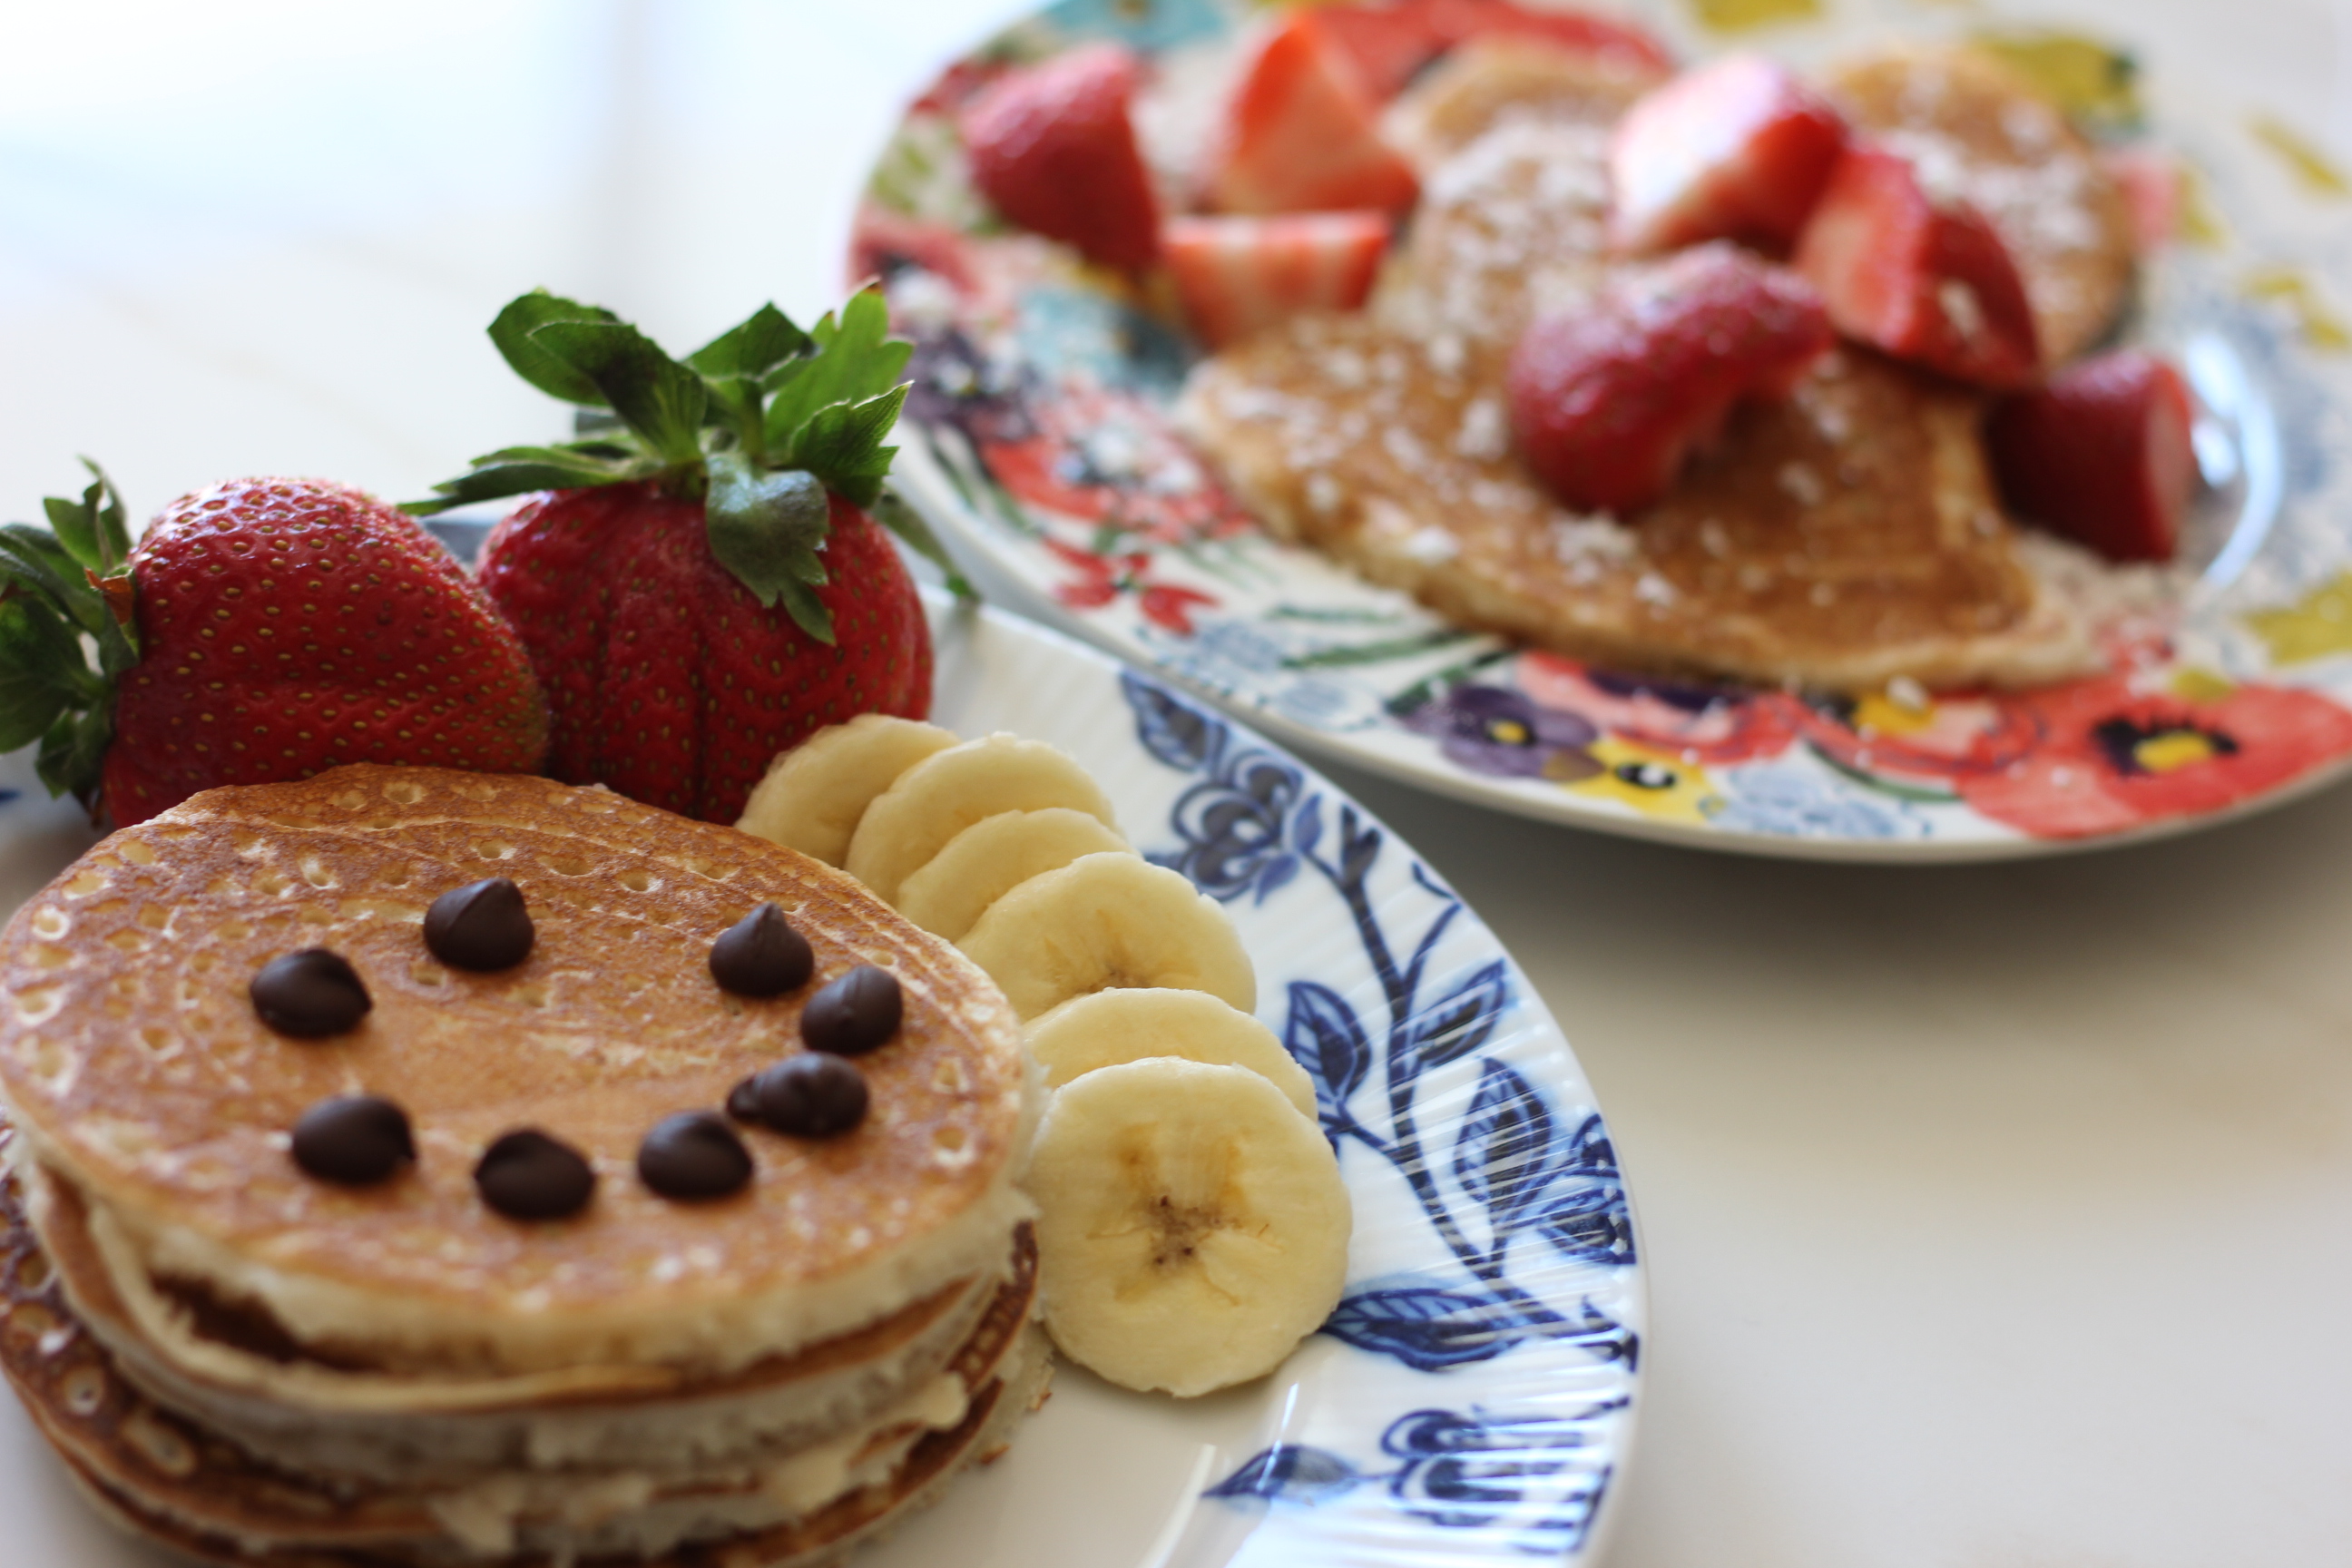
1406;686;1602;782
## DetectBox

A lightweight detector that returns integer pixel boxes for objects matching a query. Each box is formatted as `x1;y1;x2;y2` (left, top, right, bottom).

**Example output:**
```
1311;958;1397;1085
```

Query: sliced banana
735;715;959;866
845;735;1119;906
957;853;1254;1021
1025;989;1316;1122
1027;1058;1351;1396
896;808;1135;941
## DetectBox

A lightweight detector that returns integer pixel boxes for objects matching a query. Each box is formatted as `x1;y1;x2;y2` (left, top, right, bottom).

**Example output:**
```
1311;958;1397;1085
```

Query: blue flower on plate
1708;760;1927;839
1207;1399;1628;1554
1037;0;1231;52
1401;685;1602;782
1121;672;1640;1556
1014;285;1190;398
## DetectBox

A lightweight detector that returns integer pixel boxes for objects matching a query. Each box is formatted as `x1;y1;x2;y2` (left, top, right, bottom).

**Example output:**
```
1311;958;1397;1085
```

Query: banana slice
735;715;959;866
896;808;1135;941
845;735;1119;906
1025;989;1316;1122
957;853;1254;1020
1027;1058;1351;1396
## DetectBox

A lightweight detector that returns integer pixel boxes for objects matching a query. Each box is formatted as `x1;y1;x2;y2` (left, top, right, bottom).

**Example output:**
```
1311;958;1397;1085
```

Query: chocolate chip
708;903;814;997
637;1112;754;1200
289;1095;414;1185
751;1054;868;1138
800;965;902;1056
424;877;534;971
475;1129;595;1220
725;1075;766;1124
250;949;371;1038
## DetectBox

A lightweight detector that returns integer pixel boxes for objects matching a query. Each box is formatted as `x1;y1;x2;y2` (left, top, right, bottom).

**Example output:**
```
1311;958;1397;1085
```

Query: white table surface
5;2;2352;1564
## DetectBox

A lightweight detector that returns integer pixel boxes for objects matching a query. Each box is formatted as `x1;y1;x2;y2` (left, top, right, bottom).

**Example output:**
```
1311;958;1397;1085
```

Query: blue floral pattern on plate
1118;672;1642;1560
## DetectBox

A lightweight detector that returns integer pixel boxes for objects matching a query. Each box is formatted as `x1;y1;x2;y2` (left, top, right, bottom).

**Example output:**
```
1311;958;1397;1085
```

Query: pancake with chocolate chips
0;764;1044;1564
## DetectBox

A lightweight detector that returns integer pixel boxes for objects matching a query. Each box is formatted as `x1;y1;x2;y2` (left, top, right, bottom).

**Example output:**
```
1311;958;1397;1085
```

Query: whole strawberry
413;291;950;823
0;465;547;827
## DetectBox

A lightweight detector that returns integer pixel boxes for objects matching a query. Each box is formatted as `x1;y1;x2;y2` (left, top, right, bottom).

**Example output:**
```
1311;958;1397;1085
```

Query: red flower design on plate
1789;689;2045;782
1958;675;2352;837
1516;652;1801;766
980;387;1254;544
1044;538;1219;635
851;208;983;299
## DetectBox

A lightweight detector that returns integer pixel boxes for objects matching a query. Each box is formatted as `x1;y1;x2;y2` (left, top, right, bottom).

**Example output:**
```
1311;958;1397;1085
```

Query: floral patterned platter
860;0;2352;861
0;594;1645;1568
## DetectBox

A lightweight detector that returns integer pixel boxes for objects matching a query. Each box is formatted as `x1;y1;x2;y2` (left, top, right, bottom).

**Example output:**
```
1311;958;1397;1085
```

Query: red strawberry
1309;3;1451;102
2101;146;2182;253
0;466;547;827
1201;13;1420;216
1311;0;1673;103
1166;211;1392;349
1506;244;1834;514
1985;349;2198;564
1608;54;1847;255
478;485;928;818
959;44;1161;272
1418;0;1674;74
414;290;948;824
1792;143;2041;389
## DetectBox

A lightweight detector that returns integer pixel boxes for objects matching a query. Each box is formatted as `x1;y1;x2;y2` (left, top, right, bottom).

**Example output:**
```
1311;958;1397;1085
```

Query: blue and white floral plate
0;598;1645;1568
863;0;2352;862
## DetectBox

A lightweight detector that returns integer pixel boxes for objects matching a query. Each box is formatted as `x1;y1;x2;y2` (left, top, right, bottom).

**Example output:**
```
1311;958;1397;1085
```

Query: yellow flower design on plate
2246;573;2352;665
1565;738;1721;823
1970;30;2141;132
1689;0;1820;34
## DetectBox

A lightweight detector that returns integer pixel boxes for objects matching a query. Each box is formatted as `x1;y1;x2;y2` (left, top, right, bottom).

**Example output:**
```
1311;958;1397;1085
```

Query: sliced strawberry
1985;350;2198;564
1312;0;1672;103
1312;4;1451;102
1506;243;1835;514
1608;54;1847;255
2102;146;2183;253
1167;211;1392;349
1201;14;1420;216
1792;144;2040;389
1421;0;1675;74
960;44;1161;272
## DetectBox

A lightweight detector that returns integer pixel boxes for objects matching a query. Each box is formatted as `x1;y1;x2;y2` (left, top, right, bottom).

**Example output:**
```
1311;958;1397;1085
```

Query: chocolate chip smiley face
0;769;1024;1340
254;886;906;1220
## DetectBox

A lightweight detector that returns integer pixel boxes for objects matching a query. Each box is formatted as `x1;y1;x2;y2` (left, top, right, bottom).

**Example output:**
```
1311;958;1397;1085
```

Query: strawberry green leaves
688;303;810;449
528;320;710;466
44;458;134;579
761;292;913;478
410;290;935;633
705;456;836;642
487;292;623;407
0;464;143;811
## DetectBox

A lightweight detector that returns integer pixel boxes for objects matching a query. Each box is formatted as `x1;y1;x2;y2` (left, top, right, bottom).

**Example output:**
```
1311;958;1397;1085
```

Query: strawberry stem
407;291;941;640
0;472;141;808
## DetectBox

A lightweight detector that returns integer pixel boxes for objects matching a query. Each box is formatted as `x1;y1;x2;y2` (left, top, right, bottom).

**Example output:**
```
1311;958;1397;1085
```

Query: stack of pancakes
0;765;1043;1565
1179;43;2139;691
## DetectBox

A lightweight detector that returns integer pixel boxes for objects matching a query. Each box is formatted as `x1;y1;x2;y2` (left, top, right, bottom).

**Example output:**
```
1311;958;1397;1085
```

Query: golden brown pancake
0;1145;1044;1563
0;765;1031;1380
1180;318;2095;690
1826;44;2135;366
1381;37;1665;168
1179;40;2129;691
24;1161;1006;1488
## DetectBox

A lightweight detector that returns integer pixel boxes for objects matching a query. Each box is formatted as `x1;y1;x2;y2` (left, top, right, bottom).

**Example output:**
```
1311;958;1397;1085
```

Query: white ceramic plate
858;0;2352;862
0;597;1645;1567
